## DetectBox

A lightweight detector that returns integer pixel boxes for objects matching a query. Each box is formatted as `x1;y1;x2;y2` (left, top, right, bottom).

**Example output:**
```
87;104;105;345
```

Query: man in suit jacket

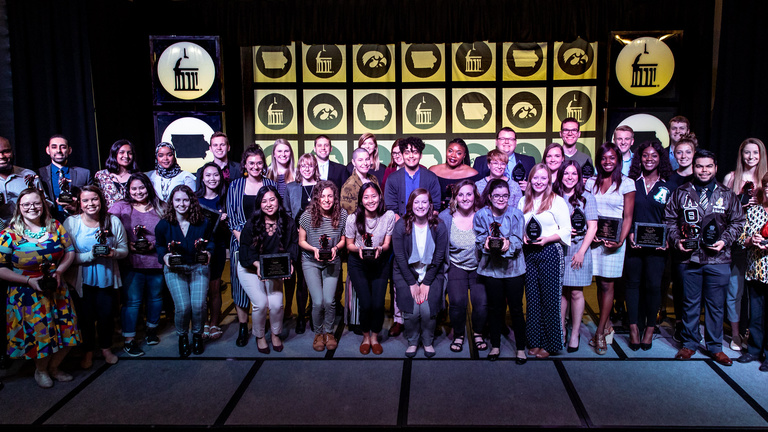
195;131;242;190
39;134;92;220
314;135;348;190
384;136;442;216
473;127;536;192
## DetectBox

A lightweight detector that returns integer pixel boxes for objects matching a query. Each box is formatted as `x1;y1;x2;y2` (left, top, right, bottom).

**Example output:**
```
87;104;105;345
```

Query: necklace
24;226;47;239
302;184;314;202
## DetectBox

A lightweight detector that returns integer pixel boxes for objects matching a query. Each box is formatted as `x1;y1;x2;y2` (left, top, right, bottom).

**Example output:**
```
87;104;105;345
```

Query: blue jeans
121;269;164;338
164;264;210;336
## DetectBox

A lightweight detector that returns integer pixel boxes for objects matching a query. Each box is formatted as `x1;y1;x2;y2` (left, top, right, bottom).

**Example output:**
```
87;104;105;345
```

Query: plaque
0;192;5;206
512;162;526;182
680;223;700;250
701;219;721;247
581;160;595;179
739;181;754;206
526;217;542;241
488;221;504;252
361;232;377;260
58;176;74;204
634;223;667;248
39;256;58;293
596;217;622;242
194;239;210;264
92;229;111;257
571;207;587;235
260;253;292;279
318;234;333;261
133;225;150;253
167;241;184;266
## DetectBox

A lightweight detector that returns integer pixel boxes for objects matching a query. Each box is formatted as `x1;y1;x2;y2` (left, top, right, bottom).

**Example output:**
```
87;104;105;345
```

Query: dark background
0;0;765;176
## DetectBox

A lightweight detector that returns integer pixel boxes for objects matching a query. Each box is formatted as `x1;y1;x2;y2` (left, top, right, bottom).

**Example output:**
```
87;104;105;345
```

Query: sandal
450;336;464;352
209;326;223;340
594;333;607;355
473;334;488;351
202;325;211;340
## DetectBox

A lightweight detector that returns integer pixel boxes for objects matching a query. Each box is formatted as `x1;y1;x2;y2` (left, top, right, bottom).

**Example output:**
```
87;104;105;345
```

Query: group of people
1;114;767;391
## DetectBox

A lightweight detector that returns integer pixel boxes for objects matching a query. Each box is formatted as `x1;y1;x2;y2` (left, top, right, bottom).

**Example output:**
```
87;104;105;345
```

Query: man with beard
0;136;44;372
38;134;92;220
560;117;594;172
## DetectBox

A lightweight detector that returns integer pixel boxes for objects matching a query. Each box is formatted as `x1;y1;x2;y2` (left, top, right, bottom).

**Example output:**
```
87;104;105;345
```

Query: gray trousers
403;299;435;347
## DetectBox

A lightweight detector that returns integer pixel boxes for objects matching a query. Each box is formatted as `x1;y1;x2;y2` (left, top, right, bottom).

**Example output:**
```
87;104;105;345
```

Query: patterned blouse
740;205;768;284
0;220;74;277
94;169;127;209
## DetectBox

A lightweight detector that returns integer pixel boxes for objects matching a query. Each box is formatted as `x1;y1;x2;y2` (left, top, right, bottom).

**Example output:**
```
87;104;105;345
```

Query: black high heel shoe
192;333;205;355
178;334;191;358
567;343;580;353
236;323;249;347
640;341;653;351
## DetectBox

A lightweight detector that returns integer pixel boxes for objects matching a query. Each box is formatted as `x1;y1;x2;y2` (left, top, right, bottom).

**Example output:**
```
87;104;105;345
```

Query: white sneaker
34;370;53;388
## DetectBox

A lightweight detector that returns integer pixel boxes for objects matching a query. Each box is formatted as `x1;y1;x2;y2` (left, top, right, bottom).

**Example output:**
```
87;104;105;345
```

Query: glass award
680;223;700;250
133;225;150;253
488;221;504;252
318;234;333;261
39;256;58;293
512;162;526;182
701;219;721;247
92;229;111;257
361;232;377;260
167;241;184;266
571;207;587;235
581;159;595;179
194;239;210;264
739;181;754;206
526;216;542;241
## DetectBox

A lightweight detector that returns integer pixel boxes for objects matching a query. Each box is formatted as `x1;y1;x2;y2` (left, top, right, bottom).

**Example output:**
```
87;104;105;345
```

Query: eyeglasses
299;164;315;169
562;128;579;135
491;194;510;201
20;202;43;210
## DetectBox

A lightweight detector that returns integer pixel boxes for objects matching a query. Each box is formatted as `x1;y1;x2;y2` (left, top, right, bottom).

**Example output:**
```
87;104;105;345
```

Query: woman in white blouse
518;163;572;358
147;142;196;202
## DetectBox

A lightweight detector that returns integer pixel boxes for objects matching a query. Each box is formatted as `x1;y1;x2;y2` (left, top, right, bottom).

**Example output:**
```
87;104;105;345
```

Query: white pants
237;262;284;338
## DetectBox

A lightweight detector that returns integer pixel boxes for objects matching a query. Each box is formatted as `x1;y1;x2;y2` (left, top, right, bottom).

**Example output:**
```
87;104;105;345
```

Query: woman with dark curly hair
94;139;141;208
238;185;298;353
298;180;347;351
154;185;215;357
625;140;673;350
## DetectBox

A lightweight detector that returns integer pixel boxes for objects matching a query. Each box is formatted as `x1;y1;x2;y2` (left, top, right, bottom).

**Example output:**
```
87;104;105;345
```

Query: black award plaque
512;162;526;182
739;181;754;206
571;207;587;235
58;176;74;204
488;221;504;252
680;223;700;250
39;256;58;293
194;239;210;264
581;160;595;179
526;217;542;241
260;253;292;279
634;223;667;248
167;241;184;266
92;229;111;257
133;225;150;253
361;232;377;260
596;217;622;242
318;234;333;261
0;192;5;206
701;219;721;247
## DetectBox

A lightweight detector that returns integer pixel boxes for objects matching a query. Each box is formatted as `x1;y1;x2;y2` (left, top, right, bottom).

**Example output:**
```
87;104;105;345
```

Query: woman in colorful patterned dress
0;188;78;388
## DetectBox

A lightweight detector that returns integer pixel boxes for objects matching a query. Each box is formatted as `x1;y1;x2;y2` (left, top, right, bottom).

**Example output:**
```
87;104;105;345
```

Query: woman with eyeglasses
383;139;405;186
226;144;277;347
474;178;527;362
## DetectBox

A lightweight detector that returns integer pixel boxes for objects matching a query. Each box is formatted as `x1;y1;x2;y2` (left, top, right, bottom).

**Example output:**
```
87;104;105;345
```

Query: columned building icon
267;97;284;126
631;43;658;88
566;95;583;122
173;48;200;91
415;96;432;125
465;43;482;73
316;45;333;74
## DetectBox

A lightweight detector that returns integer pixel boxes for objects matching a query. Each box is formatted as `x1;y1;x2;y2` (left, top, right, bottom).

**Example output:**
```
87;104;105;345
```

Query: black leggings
347;254;391;333
74;285;116;351
446;265;486;338
482;275;526;349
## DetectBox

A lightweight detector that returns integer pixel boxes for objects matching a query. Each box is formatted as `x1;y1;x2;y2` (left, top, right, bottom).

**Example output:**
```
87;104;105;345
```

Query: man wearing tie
38;134;92;220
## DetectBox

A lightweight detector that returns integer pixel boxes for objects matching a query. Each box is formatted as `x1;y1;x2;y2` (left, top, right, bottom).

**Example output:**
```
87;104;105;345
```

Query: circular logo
255;46;292;79
506;43;544;77
356;45;391;78
455;92;492;129
454;42;493;77
306;45;343;78
506;92;542;129
617;113;670;148
516;142;542;162
307;94;343;130
558;39;594;76
404;44;442;78
556;90;593;125
356;93;392;130
405;92;442;129
157;42;216;100
616;37;675;97
257;93;294;130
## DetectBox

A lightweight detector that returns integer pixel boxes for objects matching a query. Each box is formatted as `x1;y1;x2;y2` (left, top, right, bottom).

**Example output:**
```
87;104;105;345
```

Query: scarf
154;142;182;179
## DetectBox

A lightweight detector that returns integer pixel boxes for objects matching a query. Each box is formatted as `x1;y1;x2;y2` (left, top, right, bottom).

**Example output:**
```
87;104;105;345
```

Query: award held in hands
361;232;377;260
581;160;595;179
526;216;542;242
167;241;184;266
58;176;74;204
596;217;622;242
194;239;210;264
512;162;526;182
680;223;700;250
39;256;58;294
760;219;768;246
739;181;754;206
133;225;150;253
92;229;111;257
318;234;333;261
488;221;504;252
260;253;292;280
571;208;587;235
701;219;721;247
634;223;667;248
